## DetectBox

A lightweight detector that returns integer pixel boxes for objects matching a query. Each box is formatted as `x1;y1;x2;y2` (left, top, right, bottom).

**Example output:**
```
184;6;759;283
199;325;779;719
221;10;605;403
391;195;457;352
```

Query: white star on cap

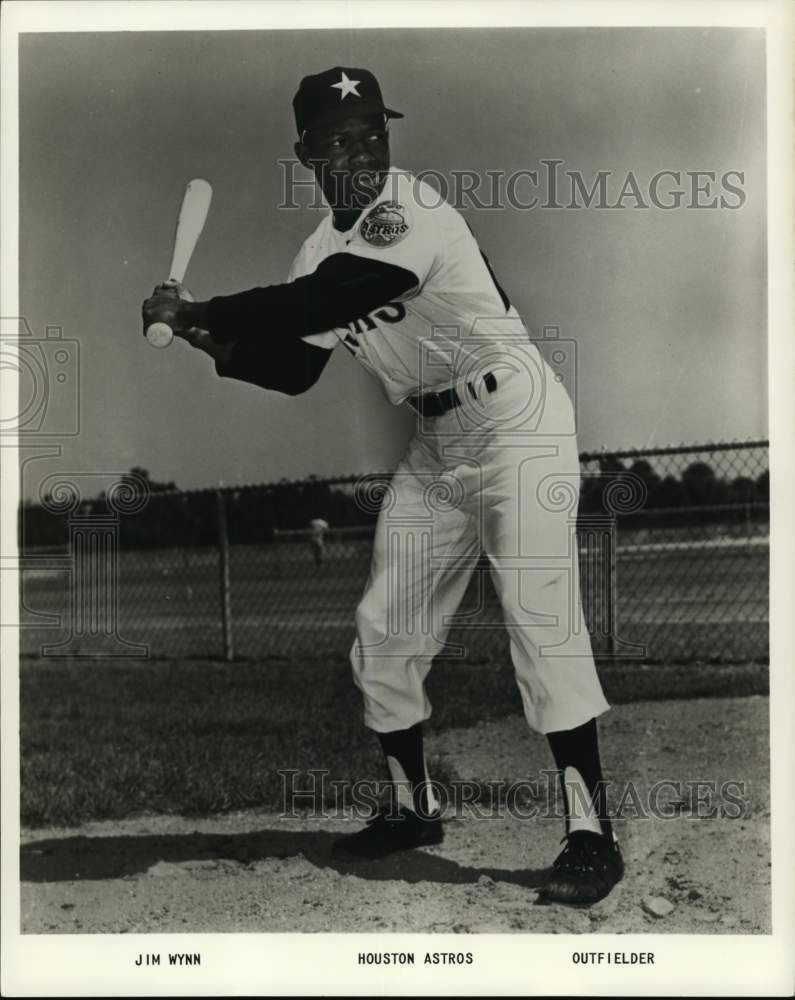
331;71;361;100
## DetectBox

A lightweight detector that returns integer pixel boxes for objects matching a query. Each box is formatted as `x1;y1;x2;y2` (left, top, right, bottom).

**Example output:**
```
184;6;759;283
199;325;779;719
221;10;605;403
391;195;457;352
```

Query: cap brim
301;101;404;135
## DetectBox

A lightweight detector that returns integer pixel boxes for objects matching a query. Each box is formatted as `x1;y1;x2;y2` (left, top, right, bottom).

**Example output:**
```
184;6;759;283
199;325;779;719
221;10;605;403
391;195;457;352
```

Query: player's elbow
279;375;317;396
280;341;331;394
278;361;326;396
215;336;330;395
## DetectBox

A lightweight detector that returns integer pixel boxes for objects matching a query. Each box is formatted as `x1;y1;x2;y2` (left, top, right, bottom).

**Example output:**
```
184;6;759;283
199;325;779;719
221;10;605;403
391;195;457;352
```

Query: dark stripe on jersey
462;218;512;312
479;250;512;312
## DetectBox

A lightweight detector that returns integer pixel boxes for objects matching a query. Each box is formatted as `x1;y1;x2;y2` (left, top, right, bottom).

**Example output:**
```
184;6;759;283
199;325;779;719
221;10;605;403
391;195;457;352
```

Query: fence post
216;488;234;662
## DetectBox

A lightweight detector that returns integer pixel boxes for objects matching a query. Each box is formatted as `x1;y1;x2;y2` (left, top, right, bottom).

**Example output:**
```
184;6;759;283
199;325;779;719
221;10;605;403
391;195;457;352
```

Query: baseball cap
293;66;404;137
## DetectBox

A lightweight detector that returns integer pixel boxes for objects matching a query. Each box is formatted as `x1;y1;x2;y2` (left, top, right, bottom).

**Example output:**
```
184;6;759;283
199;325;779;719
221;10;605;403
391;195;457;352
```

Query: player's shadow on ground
21;827;548;890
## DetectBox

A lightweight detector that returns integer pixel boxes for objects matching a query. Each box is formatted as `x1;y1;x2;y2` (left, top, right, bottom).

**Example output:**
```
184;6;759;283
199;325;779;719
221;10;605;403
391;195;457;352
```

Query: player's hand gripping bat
145;179;213;348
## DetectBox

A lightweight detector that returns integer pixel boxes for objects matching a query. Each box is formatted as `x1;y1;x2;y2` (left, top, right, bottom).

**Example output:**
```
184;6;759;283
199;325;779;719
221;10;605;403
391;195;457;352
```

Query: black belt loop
407;371;498;418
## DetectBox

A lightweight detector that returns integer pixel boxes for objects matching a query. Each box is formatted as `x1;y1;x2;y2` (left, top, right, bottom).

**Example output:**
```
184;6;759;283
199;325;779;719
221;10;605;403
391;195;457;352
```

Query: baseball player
142;66;624;904
308;516;330;566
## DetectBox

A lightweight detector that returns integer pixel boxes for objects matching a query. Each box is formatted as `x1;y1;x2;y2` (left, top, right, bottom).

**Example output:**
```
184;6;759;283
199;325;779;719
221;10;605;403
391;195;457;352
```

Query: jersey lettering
373;302;407;324
344;300;407;344
352;316;372;335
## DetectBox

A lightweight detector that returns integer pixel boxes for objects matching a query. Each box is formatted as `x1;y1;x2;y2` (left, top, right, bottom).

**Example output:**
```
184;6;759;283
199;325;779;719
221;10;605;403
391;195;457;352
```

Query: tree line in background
19;457;769;551
584;457;768;514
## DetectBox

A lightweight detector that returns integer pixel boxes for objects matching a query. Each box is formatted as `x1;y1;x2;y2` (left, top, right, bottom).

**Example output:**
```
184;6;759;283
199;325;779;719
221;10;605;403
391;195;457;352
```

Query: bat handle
146;321;174;349
146;274;190;347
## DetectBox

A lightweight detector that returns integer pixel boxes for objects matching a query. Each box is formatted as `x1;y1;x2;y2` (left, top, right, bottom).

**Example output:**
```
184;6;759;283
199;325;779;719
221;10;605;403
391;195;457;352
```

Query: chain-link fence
18;440;768;664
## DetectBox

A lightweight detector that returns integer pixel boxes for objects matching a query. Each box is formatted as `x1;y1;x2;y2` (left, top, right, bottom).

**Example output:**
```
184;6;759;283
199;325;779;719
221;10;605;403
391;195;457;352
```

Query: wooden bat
146;178;213;348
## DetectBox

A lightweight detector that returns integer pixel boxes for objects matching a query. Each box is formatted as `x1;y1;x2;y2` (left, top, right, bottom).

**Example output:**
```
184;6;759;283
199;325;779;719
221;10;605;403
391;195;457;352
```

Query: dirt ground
20;694;770;935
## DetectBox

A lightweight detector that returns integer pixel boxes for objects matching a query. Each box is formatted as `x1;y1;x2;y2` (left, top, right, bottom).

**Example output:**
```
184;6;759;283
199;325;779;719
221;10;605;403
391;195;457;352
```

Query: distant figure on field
308;517;329;566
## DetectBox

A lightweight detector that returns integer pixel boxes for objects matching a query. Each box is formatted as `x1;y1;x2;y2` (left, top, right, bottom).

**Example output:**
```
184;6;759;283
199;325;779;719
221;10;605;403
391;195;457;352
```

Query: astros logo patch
360;201;410;247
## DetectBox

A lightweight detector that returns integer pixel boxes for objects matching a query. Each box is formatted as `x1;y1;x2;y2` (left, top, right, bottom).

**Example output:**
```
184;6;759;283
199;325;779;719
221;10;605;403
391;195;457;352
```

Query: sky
17;26;766;497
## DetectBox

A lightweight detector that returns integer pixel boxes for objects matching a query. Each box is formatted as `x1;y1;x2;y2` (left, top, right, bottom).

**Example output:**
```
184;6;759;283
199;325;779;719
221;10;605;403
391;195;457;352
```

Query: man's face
296;113;391;213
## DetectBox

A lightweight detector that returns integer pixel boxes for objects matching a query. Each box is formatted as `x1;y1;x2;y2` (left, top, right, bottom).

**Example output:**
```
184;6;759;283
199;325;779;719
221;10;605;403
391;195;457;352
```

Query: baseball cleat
537;830;624;905
331;806;444;862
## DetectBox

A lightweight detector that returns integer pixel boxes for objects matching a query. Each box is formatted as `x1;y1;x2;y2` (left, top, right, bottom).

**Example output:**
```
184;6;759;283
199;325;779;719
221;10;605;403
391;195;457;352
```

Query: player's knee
499;571;569;614
353;591;388;641
349;634;381;689
350;591;394;685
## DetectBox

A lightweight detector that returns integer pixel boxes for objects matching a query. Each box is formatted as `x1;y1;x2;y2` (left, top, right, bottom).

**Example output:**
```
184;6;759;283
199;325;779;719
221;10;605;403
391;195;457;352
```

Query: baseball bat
146;178;213;348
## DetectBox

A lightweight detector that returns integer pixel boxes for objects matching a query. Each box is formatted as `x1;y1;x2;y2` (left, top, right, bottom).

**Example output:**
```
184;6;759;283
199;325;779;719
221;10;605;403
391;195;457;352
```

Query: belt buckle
462;371;497;406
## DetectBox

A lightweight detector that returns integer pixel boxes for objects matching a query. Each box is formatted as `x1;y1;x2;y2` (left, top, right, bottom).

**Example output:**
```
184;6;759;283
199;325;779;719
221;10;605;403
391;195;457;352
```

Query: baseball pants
350;345;610;735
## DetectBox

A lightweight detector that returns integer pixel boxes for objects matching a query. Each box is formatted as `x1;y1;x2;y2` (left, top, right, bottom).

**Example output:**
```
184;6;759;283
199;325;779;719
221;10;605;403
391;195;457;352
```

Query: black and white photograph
1;1;793;996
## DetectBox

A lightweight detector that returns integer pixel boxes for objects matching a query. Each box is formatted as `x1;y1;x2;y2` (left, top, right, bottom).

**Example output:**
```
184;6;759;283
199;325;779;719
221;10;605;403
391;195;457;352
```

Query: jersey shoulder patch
359;200;411;248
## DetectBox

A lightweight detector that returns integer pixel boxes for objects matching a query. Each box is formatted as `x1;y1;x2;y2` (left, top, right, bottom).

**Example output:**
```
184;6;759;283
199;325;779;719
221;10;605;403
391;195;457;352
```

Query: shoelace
554;834;615;875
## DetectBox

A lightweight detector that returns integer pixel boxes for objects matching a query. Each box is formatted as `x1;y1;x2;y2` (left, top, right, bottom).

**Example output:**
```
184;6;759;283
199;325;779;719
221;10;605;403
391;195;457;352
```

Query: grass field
20;656;768;827
19;531;768;663
18;525;769;825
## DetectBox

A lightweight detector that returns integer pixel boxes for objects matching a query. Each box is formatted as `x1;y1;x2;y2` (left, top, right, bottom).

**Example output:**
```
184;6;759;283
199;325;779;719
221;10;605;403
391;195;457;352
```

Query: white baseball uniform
289;167;609;735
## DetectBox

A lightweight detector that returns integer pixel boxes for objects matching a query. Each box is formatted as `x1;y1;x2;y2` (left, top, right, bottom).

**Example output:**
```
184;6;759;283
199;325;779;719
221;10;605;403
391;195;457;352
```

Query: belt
407;372;498;418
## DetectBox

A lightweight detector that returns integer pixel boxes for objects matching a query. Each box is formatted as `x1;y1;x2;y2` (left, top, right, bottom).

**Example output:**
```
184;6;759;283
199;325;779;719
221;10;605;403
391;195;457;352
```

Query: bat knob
146;322;174;348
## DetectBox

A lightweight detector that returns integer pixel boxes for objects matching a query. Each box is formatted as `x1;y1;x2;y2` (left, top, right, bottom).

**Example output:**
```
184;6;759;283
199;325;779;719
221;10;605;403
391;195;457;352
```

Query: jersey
287;167;537;405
